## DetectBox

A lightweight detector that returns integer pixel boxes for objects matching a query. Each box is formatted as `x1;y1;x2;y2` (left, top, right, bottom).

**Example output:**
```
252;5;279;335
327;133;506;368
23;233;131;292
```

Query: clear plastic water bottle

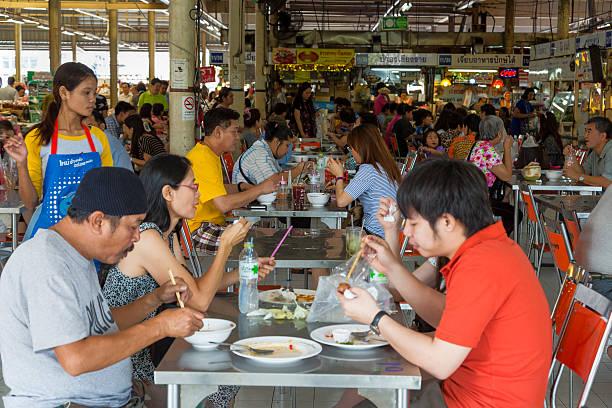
369;267;389;287
238;242;259;314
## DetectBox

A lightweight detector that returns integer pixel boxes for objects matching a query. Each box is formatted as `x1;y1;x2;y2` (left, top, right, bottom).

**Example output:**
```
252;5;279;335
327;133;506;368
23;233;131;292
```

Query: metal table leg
11;213;18;250
513;190;519;242
167;384;179;408
336;217;342;229
396;388;408;408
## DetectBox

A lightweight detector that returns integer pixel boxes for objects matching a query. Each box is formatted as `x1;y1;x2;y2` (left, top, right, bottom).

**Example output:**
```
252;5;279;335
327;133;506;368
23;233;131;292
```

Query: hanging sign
439;54;530;68
498;68;518;78
272;48;355;66
357;53;437;67
182;96;195;121
171;58;189;89
382;16;408;31
200;67;216;83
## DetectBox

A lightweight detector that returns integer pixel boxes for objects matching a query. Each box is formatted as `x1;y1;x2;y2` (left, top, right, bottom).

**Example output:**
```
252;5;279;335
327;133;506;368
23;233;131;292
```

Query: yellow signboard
273;48;355;66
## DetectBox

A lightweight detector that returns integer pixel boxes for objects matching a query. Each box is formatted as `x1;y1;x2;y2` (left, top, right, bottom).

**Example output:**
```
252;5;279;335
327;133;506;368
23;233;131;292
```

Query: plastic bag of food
306;255;396;323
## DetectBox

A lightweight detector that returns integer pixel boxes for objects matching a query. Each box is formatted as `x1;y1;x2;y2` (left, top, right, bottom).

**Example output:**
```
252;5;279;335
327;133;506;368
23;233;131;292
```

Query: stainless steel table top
199;228;349;268
233;201;348;219
0;189;24;214
510;175;603;192
534;194;600;220
155;295;421;390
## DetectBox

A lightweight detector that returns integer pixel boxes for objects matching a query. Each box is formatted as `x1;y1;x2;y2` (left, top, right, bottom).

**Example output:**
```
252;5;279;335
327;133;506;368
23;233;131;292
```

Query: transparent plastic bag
306;254;396;323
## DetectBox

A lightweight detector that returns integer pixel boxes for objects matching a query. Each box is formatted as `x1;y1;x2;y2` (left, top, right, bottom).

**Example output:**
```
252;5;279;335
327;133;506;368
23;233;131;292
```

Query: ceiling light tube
448;69;498;73
37;25;49;30
22;19;38;24
76;9;108;22
372;0;403;31
62;31;75;36
7;19;25;24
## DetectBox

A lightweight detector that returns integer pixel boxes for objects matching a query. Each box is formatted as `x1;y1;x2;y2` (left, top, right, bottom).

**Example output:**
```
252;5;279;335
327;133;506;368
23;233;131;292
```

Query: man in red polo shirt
338;159;552;407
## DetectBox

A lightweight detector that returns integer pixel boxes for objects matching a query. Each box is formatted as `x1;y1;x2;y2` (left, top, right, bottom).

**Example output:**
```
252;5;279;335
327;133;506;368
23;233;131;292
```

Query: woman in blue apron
3;62;114;240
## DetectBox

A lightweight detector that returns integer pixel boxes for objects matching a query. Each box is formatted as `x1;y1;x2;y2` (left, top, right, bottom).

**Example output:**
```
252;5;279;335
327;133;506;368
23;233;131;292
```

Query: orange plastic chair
520;188;550;276
179;219;203;278
551;278;577;336
563;216;581;252
548;284;612;408
221;152;235;183
543;218;571;281
399;230;422;258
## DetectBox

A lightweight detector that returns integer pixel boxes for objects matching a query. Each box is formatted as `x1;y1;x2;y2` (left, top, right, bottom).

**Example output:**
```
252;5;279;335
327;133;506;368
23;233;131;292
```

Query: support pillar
48;0;61;72
503;0;515;54
270;13;278;48
168;0;197;155
148;11;156;81
557;0;570;40
71;36;77;61
14;14;21;82
255;9;266;118
109;0;118;108
229;0;245;122
200;31;207;67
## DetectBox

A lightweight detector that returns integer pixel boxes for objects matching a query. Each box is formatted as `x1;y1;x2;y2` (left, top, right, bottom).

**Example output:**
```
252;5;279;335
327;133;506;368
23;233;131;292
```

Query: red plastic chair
542;217;571;287
301;142;320;151
548;284;612;408
520;187;550;277
179;219;203;278
563;216;581;252
221;152;235;183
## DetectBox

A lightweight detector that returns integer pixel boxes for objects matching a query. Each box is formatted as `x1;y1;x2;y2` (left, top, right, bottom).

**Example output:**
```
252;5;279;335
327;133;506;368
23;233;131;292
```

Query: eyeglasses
178;184;199;191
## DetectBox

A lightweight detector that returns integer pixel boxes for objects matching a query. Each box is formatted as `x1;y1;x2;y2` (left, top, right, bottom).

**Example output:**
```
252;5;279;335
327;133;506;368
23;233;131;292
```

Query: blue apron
28;121;102;238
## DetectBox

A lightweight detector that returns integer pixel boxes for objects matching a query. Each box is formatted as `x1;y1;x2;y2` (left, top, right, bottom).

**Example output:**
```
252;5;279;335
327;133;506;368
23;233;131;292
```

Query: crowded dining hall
1;1;612;407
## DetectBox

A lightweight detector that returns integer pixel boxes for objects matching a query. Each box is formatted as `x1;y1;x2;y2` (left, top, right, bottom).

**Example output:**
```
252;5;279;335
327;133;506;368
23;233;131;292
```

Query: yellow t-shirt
186;143;227;230
25;126;114;197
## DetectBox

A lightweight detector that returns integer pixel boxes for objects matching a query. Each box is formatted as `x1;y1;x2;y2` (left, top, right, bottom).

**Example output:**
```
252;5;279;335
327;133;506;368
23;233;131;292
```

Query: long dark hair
125;114;147;159
140;154;192;233
293;82;312;107
347;124;401;186
34;62;96;145
539;112;563;149
139;103;153;120
213;87;232;108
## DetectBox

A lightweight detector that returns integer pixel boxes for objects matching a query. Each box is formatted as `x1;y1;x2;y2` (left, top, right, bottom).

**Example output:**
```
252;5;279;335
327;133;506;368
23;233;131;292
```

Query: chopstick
168;269;185;308
270;225;293;258
345;248;363;282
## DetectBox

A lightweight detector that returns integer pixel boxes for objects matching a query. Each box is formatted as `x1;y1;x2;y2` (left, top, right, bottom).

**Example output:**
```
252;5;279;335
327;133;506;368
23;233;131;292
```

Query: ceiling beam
0;1;167;10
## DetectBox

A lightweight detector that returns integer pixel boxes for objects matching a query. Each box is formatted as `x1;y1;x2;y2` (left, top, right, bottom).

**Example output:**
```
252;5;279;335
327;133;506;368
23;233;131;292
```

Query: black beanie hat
70;167;148;217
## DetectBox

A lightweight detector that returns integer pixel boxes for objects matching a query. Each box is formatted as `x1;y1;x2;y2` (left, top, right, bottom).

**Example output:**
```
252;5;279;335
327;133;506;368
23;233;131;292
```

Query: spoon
210;342;274;355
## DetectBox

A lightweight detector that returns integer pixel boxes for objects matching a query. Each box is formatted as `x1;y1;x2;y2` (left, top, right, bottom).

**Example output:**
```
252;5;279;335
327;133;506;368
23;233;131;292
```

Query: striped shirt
232;139;281;185
344;163;399;237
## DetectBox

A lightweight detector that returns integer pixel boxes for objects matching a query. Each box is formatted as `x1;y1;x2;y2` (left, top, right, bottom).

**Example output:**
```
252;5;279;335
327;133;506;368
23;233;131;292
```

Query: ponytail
35;99;61;145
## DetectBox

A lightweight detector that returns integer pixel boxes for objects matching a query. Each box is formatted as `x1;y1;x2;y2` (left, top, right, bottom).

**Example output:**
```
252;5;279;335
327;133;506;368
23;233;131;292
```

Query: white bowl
257;192;277;205
307;193;329;207
544;170;563;181
184;318;236;350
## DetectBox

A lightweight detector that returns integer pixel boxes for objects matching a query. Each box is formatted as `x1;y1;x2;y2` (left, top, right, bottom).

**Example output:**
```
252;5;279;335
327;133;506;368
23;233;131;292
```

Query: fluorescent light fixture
400;2;412;12
76;9;108;22
23;7;46;10
201;10;227;29
448;69;498;73
37;25;49;30
100;39;109;44
140;0;149;3
62;31;75;36
159;10;169;15
83;36;95;40
457;0;477;11
0;13;7;17
7;19;24;24
22;19;38;24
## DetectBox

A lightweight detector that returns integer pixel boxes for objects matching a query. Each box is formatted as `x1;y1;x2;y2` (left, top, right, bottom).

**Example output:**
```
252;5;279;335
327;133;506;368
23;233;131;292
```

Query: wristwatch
579;174;585;183
369;310;390;336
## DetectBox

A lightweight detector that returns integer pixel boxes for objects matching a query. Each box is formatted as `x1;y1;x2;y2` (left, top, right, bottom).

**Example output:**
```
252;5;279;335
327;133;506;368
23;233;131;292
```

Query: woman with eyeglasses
102;154;275;407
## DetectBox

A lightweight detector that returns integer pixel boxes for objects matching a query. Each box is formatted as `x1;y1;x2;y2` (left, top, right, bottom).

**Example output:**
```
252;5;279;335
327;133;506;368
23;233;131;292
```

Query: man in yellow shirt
187;108;277;253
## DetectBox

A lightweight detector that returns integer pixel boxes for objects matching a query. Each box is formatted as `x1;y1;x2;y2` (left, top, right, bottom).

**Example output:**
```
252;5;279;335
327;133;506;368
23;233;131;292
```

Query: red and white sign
182;96;195;121
200;67;216;83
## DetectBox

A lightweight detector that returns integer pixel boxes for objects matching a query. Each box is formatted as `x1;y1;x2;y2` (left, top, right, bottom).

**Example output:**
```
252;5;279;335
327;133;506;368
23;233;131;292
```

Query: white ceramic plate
310;324;389;350
231;336;322;364
259;289;316;305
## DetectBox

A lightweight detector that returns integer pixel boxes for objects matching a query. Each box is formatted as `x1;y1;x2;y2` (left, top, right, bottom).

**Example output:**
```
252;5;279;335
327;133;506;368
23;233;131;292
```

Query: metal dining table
155;295;421;408
0;189;24;250
200;227;349;269
232;201;348;229
509;175;603;242
534;194;600;221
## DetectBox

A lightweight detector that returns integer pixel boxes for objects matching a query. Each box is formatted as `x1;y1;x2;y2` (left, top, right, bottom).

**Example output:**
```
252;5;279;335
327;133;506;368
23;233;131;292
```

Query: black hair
480;103;496;116
161;80;169;86
334;97;351;110
521;87;535;100
67;207;121;231
294;82;312;106
273;103;288;116
464;113;480;134
0;120;14;133
359;112;378;127
499;107;510;118
274;78;284;87
114;101;134;115
7;77;15;86
150;78;162;86
389;102;399;114
140;154;192;233
339;108;356;124
263;122;292;143
244;107;261;128
244;98;252;108
203;107;240;136
434;109;452;132
139;103;152;120
124;114;147;159
397;159;494;238
455;107;468;120
34;62;96;146
216;87;232;105
586;117;612;139
422;128;439;147
443;102;456;111
413;109;432;126
381;103;390;113
15;85;24;92
152;103;165;117
136;82;147;93
91;110;106;129
447;112;463;130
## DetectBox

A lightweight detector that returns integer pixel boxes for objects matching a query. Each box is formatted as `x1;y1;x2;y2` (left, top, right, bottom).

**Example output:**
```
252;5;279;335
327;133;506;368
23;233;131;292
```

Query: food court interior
1;0;612;407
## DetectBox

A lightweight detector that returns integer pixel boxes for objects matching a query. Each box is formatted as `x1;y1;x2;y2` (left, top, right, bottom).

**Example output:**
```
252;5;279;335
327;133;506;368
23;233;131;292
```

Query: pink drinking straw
270;225;293;258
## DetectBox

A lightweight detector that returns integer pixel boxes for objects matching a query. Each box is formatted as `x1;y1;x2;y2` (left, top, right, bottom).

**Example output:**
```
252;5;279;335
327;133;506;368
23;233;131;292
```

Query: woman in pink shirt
374;87;390;115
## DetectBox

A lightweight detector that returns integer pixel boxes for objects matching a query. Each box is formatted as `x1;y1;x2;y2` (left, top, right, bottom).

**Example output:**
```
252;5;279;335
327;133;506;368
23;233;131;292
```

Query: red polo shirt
436;221;552;407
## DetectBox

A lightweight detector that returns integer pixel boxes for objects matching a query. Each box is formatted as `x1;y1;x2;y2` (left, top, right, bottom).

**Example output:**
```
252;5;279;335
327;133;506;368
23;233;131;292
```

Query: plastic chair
301;142;320;150
541;216;571;287
520;183;549;277
221;152;234;184
563;213;581;252
389;132;400;157
576;149;588;166
548;284;612;408
179;219;203;278
400;150;418;175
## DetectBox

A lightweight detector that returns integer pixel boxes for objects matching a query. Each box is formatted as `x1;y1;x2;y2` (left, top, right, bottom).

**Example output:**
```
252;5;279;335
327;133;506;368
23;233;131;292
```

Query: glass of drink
345;226;362;258
292;183;306;210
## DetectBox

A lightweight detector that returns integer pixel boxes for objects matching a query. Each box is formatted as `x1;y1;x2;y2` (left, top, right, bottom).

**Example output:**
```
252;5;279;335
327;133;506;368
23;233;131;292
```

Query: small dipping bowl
307;193;330;207
257;192;277;205
184;318;236;350
332;328;351;343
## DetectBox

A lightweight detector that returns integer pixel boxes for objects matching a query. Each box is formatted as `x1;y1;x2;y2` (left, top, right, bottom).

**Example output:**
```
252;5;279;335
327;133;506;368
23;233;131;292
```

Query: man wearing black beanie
0;167;204;407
